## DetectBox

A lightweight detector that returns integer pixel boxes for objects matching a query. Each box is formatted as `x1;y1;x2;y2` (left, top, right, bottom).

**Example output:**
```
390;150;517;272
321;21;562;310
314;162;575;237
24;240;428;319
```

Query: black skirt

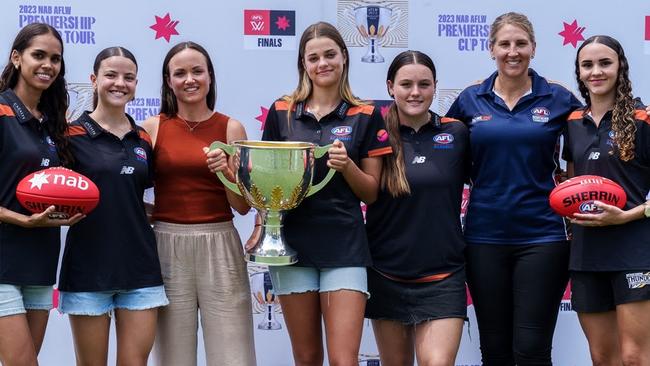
365;268;467;325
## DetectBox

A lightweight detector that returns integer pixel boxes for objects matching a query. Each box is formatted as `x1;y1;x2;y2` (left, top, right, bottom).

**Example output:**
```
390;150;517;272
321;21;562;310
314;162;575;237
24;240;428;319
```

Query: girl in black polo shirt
58;47;168;365
0;23;81;365
365;50;469;365
254;22;392;365
565;35;650;365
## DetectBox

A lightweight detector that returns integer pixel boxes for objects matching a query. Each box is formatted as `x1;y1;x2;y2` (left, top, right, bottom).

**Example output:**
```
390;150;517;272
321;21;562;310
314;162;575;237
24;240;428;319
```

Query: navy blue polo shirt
565;107;650;271
366;113;469;279
0;89;61;285
262;99;392;267
58;112;162;291
447;69;583;244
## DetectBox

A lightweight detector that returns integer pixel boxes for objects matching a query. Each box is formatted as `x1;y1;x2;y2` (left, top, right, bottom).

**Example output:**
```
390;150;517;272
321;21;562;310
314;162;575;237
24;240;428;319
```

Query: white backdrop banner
2;0;649;364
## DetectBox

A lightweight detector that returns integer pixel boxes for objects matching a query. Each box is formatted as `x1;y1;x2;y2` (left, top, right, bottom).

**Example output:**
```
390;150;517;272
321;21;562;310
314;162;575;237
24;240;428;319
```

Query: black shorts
365;268;467;325
571;270;650;313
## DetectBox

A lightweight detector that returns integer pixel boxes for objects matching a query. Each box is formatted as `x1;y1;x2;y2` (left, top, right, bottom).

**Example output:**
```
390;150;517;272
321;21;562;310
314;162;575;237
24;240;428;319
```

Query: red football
549;175;627;217
16;167;99;218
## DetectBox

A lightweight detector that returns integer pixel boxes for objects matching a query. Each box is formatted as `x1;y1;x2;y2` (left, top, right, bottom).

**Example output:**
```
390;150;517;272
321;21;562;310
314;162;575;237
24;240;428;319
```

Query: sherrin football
16;167;99;218
549;175;626;217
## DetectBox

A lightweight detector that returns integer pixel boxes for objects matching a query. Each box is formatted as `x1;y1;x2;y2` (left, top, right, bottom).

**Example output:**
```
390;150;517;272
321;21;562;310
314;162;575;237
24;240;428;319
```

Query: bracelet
254;223;262;227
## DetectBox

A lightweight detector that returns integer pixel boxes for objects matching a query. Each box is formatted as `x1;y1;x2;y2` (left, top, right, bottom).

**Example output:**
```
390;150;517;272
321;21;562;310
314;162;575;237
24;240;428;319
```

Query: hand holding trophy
210;140;335;266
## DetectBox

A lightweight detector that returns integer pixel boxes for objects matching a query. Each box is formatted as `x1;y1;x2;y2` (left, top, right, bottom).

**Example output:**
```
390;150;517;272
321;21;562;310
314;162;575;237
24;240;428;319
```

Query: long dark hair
0;23;73;167
382;50;437;197
160;41;216;116
92;46;138;109
575;35;636;161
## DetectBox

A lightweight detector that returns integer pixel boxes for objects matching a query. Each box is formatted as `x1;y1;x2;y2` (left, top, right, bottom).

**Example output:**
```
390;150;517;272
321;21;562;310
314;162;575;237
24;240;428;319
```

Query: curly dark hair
0;23;73;166
575;35;636;162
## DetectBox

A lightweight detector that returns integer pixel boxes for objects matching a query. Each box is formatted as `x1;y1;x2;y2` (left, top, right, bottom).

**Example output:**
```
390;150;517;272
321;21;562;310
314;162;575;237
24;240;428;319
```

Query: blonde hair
489;12;535;47
283;22;363;122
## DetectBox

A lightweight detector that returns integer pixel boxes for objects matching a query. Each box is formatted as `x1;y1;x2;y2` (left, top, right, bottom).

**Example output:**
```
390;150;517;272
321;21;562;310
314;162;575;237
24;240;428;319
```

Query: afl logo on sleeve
134;147;148;163
330;126;353;141
531;107;550;123
433;133;454;149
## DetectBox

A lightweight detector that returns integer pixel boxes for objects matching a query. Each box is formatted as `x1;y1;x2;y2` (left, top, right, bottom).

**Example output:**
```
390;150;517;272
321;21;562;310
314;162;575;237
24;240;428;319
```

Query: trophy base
361;54;385;63
258;321;282;330
246;252;298;266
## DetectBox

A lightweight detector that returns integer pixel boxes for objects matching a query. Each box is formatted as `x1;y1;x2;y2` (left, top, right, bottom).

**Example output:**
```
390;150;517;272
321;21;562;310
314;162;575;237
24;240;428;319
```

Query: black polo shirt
262;100;392;268
366;113;469;279
58;112;162;291
0;89;62;285
564;107;650;271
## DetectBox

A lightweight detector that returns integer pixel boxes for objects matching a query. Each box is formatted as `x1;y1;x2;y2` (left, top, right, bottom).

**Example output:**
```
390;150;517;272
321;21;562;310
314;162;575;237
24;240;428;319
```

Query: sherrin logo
531;107;550;123
331;126;352;137
433;133;454;144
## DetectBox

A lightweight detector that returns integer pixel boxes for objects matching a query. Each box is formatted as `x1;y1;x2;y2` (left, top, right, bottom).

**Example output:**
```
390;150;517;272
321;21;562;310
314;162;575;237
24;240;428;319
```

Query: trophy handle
307;144;336;197
209;141;242;196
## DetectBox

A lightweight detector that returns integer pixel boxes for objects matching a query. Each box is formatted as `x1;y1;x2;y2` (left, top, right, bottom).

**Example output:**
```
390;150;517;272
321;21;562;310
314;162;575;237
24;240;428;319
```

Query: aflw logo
250;15;264;31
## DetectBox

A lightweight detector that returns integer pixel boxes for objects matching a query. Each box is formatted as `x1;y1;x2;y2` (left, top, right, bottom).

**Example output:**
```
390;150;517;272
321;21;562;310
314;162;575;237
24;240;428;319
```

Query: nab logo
331;126;352;137
579;201;602;213
411;156;426;164
433;133;454;144
588;151;600;160
120;166;135;175
471;114;492;123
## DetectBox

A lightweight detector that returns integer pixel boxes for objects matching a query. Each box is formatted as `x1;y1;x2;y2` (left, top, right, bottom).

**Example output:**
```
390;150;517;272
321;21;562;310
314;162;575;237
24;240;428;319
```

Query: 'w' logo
250;21;264;31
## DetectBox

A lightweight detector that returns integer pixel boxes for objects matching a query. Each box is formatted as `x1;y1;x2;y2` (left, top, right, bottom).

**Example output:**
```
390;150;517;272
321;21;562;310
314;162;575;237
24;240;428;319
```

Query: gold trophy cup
210;140;334;266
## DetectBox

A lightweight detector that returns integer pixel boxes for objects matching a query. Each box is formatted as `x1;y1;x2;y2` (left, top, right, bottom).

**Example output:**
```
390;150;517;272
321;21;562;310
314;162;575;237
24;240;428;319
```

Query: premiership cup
210;140;335;266
352;5;393;63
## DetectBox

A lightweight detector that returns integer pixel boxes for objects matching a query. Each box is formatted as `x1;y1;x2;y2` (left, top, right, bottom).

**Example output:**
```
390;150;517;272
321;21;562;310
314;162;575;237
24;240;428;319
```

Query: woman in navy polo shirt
447;12;582;365
565;35;650;366
0;23;82;365
365;50;469;365
253;22;391;365
58;47;168;365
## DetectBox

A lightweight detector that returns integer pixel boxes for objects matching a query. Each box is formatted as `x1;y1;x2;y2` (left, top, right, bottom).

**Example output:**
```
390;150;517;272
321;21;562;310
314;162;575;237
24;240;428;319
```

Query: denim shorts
268;266;368;297
59;285;169;316
0;284;53;317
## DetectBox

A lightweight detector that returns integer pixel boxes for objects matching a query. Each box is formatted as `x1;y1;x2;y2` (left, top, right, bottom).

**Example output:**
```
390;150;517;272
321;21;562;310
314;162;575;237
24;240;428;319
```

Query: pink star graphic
255;106;269;130
558;20;585;48
275;16;290;31
379;104;391;118
150;13;180;42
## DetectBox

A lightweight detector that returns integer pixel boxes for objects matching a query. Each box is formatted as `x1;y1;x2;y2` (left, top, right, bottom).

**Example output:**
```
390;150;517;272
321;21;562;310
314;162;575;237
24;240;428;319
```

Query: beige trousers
152;221;256;366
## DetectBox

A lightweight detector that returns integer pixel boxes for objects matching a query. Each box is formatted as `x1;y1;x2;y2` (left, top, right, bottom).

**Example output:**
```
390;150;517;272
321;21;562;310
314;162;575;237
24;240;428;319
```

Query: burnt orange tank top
152;112;234;224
